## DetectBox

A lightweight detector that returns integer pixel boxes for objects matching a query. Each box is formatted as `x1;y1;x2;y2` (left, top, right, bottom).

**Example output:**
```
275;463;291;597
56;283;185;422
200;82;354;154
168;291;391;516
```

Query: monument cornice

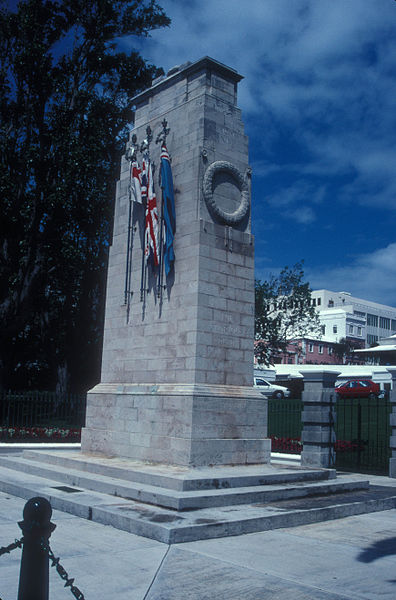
131;55;243;107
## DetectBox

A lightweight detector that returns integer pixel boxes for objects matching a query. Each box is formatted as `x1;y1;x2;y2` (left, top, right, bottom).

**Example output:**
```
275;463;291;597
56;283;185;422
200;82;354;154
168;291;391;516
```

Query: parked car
335;379;382;399
254;377;290;399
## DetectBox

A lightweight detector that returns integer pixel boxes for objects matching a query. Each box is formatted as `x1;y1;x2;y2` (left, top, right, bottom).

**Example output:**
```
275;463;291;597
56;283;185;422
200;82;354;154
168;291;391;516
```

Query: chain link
0;537;23;557
42;539;85;600
1;535;85;600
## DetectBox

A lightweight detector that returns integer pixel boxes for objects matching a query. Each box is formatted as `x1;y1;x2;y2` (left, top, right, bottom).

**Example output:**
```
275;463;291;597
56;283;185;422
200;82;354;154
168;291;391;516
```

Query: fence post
300;370;340;469
387;368;396;478
17;497;56;600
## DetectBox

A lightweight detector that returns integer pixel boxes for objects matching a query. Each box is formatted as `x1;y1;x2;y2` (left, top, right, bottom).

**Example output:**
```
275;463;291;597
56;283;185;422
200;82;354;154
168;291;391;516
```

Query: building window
333;326;337;334
354;310;366;318
367;314;378;327
328;300;334;307
317;298;321;306
367;334;379;346
308;343;314;353
392;320;396;332
328;347;333;355
379;317;390;330
321;325;326;335
318;345;324;354
357;327;362;336
348;325;354;334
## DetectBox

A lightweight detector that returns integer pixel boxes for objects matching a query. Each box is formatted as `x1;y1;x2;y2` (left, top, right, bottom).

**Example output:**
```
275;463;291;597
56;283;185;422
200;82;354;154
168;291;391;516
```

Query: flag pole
124;135;138;321
124;152;133;306
155;120;170;300
157;186;165;300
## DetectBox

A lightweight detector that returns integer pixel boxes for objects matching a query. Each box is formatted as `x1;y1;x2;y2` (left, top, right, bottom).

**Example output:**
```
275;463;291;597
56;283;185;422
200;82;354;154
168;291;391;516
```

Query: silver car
254;377;290;399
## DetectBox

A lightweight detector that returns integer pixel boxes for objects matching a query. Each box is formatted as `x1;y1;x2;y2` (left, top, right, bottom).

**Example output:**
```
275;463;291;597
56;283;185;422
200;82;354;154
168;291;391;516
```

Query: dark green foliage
0;0;170;391
333;337;363;363
255;262;321;366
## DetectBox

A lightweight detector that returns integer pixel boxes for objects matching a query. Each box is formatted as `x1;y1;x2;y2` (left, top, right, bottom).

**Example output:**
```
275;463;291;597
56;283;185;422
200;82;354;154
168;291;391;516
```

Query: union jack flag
142;155;159;267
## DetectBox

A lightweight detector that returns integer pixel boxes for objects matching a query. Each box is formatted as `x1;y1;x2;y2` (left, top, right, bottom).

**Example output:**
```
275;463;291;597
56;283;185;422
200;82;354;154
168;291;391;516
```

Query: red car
335;379;381;399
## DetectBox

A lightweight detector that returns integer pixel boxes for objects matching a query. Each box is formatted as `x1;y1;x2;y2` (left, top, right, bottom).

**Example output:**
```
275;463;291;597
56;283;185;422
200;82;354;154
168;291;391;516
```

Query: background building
311;290;396;348
255;289;396;368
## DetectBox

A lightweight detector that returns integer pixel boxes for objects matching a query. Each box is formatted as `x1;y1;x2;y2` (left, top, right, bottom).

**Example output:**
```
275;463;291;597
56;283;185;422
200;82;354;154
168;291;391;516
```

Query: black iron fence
0;391;86;442
267;391;392;475
268;398;303;454
335;393;392;474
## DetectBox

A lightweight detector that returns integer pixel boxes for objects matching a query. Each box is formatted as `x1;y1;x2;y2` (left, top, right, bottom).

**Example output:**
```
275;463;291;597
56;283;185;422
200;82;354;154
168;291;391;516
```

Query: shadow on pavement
358;537;396;563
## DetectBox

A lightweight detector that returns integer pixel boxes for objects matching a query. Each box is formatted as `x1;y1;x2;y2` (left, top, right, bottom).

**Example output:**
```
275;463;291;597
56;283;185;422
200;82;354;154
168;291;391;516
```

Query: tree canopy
255;262;321;366
333;337;364;364
0;0;170;392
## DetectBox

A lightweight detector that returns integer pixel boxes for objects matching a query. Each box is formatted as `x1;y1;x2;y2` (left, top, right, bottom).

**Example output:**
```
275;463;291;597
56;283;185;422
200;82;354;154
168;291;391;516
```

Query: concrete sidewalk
1;476;396;599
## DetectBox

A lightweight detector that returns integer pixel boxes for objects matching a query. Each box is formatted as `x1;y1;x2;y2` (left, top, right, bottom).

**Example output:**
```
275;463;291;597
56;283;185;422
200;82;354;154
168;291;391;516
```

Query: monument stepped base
1;450;396;543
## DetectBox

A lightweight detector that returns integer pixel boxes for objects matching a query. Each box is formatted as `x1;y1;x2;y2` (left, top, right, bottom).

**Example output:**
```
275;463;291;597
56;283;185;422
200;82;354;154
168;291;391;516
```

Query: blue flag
160;144;176;275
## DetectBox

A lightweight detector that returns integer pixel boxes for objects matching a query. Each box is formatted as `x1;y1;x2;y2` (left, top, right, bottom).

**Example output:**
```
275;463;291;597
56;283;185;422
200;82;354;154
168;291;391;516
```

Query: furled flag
129;157;142;204
143;155;159;267
160;143;176;275
140;155;148;202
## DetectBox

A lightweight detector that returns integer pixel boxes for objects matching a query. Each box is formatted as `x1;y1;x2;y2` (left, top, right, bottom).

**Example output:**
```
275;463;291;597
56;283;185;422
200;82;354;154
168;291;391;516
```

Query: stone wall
81;57;271;466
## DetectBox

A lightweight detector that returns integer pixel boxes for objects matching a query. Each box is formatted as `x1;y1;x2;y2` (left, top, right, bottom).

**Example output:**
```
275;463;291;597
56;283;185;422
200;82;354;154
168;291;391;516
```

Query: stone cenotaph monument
81;57;271;467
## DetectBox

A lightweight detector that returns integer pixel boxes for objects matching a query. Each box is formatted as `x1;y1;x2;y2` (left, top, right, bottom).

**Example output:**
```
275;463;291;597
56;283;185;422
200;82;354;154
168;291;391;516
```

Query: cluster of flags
128;143;176;280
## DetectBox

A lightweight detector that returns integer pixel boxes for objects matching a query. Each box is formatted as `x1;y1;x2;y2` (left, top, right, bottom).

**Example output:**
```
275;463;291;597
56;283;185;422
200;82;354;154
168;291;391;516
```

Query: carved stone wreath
202;160;250;226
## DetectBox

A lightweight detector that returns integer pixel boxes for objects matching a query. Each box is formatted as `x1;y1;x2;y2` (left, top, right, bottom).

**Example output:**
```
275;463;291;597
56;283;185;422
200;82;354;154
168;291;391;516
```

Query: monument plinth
81;57;271;466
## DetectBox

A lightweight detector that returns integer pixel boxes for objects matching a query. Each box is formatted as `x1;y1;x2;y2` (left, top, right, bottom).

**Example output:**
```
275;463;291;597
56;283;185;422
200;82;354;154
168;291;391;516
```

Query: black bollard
17;497;56;600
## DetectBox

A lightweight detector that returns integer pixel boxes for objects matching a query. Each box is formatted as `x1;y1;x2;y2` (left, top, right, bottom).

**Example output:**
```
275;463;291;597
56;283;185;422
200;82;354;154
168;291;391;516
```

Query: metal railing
1;391;86;428
268;397;303;454
268;390;392;473
0;391;86;442
335;392;392;474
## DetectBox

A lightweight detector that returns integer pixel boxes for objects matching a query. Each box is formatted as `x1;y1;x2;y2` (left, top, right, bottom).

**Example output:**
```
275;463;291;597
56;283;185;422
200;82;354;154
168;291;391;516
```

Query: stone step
0;463;395;544
21;449;334;491
0;453;367;511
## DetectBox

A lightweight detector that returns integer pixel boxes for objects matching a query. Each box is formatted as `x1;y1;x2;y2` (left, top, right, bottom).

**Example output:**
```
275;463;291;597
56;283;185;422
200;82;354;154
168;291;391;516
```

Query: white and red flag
129;159;142;204
143;156;159;267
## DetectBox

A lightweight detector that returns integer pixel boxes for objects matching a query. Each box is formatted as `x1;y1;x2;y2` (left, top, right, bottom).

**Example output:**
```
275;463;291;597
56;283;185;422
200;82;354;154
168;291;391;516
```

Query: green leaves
0;0;169;391
255;262;321;366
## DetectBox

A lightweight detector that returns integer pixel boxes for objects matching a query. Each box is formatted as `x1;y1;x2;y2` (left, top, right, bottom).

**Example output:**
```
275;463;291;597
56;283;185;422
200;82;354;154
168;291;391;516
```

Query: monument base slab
81;383;271;467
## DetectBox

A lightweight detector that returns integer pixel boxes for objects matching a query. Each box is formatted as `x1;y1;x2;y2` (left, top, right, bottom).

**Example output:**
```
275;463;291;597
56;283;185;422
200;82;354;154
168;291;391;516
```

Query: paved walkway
1;474;396;599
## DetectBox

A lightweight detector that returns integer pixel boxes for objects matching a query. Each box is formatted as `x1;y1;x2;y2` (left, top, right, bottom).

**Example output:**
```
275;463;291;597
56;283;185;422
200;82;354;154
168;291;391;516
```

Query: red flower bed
334;440;366;453
270;436;367;455
0;426;81;442
270;435;302;454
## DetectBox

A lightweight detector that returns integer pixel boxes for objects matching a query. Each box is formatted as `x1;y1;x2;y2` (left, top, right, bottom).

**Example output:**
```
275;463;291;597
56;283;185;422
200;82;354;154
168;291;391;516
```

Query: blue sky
127;0;396;306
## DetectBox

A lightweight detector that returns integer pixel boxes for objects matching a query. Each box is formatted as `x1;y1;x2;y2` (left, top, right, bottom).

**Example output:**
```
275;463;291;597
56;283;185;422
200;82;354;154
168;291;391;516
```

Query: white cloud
307;243;396;307
288;206;316;225
134;0;396;304
261;181;325;224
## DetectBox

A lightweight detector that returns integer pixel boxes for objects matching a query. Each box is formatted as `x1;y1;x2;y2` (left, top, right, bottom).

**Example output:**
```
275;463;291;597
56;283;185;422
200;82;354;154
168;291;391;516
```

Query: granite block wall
81;57;271;466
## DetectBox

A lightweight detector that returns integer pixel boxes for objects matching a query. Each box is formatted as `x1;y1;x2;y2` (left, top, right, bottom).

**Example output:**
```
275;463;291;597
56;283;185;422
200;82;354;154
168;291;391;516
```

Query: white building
273;363;394;390
311;290;396;348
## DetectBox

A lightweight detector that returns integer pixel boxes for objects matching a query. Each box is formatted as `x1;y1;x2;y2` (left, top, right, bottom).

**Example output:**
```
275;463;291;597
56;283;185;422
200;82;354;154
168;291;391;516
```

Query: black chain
1;536;85;600
0;537;23;557
42;539;85;600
